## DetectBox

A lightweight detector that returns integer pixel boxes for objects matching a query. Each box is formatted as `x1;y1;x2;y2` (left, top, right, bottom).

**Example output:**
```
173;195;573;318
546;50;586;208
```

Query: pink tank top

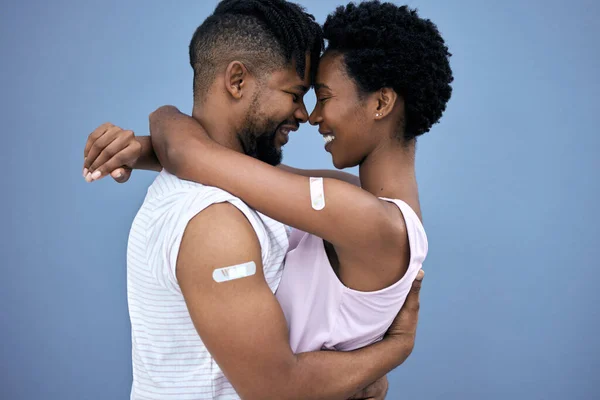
275;198;428;352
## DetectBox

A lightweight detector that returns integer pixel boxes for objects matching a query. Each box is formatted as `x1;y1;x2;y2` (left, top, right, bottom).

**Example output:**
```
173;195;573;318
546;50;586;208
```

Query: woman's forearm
133;136;162;172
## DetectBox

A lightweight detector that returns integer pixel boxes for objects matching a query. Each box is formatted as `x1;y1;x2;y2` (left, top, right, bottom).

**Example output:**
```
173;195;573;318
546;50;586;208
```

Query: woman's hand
83;123;160;183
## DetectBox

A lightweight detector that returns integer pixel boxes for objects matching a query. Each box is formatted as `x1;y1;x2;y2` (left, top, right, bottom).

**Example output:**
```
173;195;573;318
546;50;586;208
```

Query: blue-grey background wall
1;0;598;398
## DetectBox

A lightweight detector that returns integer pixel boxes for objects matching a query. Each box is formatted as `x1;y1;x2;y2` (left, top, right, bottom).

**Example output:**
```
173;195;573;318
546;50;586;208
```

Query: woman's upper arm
277;164;361;187
177;139;391;249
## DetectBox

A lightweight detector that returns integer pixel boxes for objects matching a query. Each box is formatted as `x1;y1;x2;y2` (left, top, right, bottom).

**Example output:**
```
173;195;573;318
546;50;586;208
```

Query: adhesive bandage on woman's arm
212;261;257;283
310;177;325;211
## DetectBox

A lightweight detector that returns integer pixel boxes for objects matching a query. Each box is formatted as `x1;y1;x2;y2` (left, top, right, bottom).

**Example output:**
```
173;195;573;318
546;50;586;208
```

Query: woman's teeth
323;135;335;144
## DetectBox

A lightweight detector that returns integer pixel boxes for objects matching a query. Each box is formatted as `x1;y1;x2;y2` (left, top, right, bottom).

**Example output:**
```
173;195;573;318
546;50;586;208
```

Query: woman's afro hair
323;1;453;139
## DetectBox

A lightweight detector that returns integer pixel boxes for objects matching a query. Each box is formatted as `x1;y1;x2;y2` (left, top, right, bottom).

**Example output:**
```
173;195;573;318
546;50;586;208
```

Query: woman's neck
359;137;421;216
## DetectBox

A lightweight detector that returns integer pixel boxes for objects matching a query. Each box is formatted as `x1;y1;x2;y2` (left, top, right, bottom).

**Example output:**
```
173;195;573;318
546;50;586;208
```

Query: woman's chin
331;151;363;170
331;154;349;170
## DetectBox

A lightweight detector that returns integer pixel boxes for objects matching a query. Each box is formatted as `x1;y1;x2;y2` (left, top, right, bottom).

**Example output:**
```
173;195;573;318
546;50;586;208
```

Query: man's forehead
273;53;312;87
269;66;311;89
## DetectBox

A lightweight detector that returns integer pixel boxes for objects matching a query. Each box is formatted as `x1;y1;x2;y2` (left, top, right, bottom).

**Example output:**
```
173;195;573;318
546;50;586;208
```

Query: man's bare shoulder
176;202;262;278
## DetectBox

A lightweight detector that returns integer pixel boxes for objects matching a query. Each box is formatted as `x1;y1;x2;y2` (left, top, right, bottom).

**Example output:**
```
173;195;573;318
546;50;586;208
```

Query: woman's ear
373;87;399;120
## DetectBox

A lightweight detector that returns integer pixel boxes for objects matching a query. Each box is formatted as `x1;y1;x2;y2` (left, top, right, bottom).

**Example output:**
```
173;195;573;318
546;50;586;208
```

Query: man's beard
238;108;284;166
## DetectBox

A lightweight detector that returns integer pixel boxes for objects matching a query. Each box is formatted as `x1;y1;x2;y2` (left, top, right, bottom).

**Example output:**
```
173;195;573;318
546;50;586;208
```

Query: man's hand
348;375;388;399
83;123;142;183
347;269;424;400
385;269;424;356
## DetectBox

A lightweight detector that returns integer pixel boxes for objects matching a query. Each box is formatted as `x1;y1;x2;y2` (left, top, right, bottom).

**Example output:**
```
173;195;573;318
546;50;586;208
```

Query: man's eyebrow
313;83;330;90
292;85;309;93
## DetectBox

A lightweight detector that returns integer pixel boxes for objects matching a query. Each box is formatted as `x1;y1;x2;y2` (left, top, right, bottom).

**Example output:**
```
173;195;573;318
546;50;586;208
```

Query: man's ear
224;61;249;100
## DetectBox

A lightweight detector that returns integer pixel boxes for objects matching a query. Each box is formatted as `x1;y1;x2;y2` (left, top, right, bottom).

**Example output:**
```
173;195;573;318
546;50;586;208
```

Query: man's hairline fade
189;0;324;103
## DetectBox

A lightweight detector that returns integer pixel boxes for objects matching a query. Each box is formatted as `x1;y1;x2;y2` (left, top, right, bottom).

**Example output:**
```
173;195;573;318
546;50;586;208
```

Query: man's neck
191;103;244;153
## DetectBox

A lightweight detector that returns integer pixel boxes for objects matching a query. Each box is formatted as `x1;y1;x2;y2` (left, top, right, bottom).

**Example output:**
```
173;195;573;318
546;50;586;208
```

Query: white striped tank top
127;170;289;399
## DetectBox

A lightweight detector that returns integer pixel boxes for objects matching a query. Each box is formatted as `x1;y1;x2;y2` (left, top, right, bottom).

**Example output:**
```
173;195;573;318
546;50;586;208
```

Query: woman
85;1;452;352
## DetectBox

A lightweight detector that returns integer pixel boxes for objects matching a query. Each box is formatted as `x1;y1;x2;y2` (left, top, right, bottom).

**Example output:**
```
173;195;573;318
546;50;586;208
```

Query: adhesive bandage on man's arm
212;261;257;283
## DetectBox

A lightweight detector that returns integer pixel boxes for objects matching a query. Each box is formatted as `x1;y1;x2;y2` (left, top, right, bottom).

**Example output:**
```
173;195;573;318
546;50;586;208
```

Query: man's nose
294;103;309;124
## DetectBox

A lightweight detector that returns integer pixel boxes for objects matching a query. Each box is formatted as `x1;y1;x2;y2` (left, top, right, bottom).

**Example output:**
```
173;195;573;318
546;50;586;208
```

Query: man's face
238;58;311;165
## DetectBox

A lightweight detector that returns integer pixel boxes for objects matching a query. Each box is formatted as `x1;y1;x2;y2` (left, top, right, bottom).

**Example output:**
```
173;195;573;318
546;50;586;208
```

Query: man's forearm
133;136;162;171
274;336;412;400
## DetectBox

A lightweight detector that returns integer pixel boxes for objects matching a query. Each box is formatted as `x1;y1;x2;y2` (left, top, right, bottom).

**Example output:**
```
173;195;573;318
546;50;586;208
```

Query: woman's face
309;52;378;169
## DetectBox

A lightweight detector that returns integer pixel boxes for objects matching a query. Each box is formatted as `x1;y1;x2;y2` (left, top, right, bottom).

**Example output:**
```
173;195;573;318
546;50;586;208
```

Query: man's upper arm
278;164;361;187
176;202;295;400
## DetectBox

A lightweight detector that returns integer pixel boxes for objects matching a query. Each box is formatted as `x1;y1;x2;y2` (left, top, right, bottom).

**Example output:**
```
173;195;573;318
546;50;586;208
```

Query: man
84;1;424;399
